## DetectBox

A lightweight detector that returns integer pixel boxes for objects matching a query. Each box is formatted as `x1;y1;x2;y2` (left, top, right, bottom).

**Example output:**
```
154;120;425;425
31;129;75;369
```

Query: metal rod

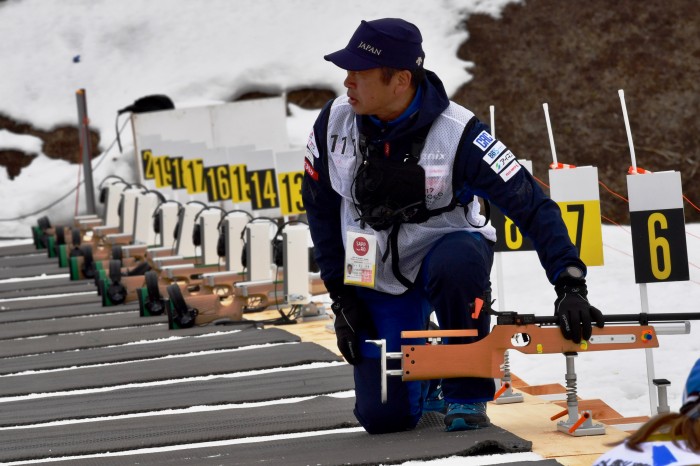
76;89;96;215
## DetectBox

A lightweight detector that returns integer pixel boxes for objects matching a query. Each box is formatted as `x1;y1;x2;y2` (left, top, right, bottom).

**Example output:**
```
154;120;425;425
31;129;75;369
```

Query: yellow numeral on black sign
630;208;688;283
278;172;305;215
247;169;279;210
647;212;672;280
142;150;155;180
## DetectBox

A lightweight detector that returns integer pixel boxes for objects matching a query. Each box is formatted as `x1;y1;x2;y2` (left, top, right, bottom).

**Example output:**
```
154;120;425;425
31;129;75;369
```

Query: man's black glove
554;267;604;343
330;288;373;365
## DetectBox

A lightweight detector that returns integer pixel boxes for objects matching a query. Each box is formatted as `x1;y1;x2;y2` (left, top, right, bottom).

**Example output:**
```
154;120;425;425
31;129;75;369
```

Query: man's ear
393;70;413;95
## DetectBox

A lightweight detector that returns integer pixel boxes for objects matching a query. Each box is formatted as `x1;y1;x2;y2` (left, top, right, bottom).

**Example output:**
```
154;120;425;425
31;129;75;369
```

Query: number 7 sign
549;166;605;266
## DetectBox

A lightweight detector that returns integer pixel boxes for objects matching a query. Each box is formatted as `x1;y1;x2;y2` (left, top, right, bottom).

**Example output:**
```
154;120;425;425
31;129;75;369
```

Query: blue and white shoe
424;386;446;413
444;401;490;431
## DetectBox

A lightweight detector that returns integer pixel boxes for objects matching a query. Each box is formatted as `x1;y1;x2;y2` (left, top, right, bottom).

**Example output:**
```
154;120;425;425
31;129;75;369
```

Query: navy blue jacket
302;70;584;295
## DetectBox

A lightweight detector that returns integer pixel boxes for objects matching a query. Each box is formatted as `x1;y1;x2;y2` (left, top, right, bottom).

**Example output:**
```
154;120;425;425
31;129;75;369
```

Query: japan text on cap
324;18;425;71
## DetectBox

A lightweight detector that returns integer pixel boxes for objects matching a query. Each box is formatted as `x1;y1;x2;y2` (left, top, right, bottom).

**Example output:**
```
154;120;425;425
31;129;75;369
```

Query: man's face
344;68;402;121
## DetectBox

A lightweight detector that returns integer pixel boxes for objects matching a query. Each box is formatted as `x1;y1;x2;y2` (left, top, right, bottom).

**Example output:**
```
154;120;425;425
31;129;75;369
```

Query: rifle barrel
533;312;700;325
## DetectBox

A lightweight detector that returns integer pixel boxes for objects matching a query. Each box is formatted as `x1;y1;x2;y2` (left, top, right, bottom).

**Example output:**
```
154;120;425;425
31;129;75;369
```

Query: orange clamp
628;166;652;174
550;408;569;421
549;162;576;169
568;411;591;433
493;382;510;400
471;298;483;319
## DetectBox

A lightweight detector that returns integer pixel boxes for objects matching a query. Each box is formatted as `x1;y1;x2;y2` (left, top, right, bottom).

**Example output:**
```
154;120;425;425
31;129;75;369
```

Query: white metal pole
542;103;558;166
490;105;506;313
640;283;658;415
620;89;657;415
618;89;638;173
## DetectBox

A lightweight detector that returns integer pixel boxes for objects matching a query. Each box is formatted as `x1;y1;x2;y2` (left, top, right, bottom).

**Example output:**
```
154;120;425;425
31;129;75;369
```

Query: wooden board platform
258;305;643;466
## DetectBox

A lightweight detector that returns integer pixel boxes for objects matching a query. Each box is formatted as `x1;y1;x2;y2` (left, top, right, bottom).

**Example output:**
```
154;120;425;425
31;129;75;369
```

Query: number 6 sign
627;171;689;283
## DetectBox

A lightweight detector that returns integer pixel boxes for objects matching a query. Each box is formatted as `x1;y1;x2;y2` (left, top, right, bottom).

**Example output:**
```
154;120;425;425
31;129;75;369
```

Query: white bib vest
326;96;496;294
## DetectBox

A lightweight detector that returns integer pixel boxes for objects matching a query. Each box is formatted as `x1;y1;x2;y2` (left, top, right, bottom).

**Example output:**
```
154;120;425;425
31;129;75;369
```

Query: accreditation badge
344;231;377;288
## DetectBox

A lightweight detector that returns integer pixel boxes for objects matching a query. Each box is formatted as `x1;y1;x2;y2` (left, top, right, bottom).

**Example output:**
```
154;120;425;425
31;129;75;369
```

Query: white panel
119;189;141;235
200;209;223;265
518;159;533;174
246;222;272;281
159;202;180;249
175;202;205;257
225;212;250;272
133;192;160;245
283;225;310;304
549;166;600;202
104;182;127;227
211;97;289;151
275;149;305;174
627;171;683;212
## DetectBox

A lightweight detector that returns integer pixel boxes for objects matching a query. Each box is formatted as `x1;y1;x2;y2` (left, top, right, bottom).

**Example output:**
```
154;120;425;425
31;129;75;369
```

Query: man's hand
330;289;372;365
554;268;604;343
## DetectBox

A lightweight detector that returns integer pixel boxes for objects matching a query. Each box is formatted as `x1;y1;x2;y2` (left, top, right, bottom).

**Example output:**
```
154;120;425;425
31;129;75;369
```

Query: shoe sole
445;418;490;431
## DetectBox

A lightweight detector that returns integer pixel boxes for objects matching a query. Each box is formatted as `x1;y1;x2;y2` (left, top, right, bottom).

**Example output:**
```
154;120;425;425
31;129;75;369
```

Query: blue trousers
352;231;495;434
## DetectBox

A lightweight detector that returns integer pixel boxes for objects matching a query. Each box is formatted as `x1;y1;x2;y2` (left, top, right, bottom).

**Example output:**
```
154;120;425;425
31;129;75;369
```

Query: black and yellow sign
627;171;689;284
246;168;279;210
630;209;689;283
203;164;251;204
491;208;534;252
556;200;604;266
277;171;305;215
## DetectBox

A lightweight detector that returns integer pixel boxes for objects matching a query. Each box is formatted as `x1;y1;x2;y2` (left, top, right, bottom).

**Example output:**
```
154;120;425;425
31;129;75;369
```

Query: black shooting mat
0;261;64;280
28;411;533;466
0;365;354;426
0;252;56;269
0;327;299;374
0;291;99;311
0;307;156;340
0;274;73;292
0;242;39;257
0;279;95;300
0;342;341;396
0;300;126;324
0;322;258;358
0;396;358;462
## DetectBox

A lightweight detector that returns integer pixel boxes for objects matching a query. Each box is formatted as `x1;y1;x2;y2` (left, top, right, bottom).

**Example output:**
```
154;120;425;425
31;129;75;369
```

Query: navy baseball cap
324;18;425;71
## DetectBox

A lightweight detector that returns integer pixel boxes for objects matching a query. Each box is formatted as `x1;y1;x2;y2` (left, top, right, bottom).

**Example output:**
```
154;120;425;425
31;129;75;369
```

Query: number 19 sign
627;171;689;283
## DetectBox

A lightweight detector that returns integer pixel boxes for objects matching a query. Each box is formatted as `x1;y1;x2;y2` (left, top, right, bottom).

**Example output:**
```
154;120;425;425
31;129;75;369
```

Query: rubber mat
0;274;73;292
0;309;159;340
0;280;95;300
0;342;342;396
0;243;38;256
27;411;533;466
0;322;256;358
0;365;353;426
0;396;358;463
0;292;98;311
0;301;119;324
1;327;299;374
0;252;55;269
0;262;63;279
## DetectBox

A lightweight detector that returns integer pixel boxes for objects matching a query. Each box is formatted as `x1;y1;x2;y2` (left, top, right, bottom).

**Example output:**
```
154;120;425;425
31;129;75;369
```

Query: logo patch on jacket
473;130;495;151
500;161;521;182
483;141;505;163
304;158;318;180
491;150;516;174
306;130;319;159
